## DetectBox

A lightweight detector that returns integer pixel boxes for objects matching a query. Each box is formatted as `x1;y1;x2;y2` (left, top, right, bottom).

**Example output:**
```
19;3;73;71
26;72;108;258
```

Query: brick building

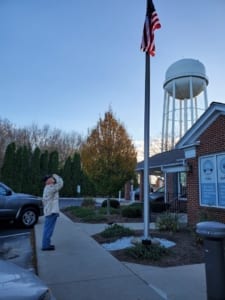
137;102;225;226
176;101;225;226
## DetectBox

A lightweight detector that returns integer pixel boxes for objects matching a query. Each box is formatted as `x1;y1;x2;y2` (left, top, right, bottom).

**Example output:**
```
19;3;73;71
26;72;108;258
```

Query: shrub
129;202;143;208
66;206;95;218
65;206;109;223
156;212;180;232
101;199;120;209
121;205;142;218
82;198;95;207
98;207;120;215
82;214;108;223
150;202;170;213
126;243;170;261
100;224;135;238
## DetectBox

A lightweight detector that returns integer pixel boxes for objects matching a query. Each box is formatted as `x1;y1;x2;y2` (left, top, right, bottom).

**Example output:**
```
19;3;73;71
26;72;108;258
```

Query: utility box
196;221;225;300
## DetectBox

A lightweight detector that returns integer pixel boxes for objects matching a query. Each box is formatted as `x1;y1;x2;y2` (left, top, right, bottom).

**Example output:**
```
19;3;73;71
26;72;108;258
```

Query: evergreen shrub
126;243;170;261
101;199;120;209
82;198;95;207
100;224;135;238
121;205;142;218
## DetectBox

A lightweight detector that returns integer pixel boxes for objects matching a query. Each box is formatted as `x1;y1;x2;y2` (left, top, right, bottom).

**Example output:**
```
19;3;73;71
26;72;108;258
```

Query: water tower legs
161;77;208;152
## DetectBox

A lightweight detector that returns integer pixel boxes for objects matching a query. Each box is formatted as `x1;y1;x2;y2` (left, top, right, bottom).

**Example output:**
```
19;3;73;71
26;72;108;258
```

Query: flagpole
143;50;151;242
141;0;160;243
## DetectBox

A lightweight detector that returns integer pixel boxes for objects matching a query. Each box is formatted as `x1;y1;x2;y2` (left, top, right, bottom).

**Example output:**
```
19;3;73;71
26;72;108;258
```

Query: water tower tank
161;58;209;151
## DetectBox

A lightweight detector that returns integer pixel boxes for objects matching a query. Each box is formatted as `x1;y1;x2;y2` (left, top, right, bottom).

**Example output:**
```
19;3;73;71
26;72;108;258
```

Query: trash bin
196;221;225;300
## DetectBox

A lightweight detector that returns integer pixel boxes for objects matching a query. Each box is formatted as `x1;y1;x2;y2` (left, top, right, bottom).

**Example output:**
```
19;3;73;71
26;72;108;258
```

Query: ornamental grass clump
156;212;180;232
126;242;170;261
100;224;135;238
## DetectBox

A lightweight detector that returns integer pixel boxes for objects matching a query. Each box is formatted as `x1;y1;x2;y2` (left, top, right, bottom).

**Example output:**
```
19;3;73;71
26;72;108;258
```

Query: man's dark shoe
42;245;55;251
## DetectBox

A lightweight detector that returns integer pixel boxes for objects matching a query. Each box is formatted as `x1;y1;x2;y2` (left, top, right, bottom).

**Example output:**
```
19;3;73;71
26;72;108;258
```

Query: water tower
161;58;209;151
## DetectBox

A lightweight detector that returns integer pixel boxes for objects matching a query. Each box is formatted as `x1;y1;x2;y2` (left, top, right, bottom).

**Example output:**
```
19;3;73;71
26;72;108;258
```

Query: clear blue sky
0;0;224;145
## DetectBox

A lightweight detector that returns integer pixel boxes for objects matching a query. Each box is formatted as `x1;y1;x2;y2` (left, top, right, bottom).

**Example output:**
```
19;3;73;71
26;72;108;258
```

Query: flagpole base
142;239;152;246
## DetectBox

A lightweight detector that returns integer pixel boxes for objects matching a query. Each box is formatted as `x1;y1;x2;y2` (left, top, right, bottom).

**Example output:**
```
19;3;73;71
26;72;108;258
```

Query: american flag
141;0;161;56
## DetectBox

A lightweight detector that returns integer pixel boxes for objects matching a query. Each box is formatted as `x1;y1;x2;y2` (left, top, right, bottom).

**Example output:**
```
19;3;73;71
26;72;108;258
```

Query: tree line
0;142;94;197
0;118;82;168
0;110;137;198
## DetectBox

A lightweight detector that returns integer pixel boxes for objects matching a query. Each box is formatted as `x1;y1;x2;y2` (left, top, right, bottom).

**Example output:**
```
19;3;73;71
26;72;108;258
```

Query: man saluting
41;174;63;251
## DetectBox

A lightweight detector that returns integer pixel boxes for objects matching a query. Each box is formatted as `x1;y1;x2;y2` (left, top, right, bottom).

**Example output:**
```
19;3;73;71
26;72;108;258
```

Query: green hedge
121;206;142;218
101;199;120;209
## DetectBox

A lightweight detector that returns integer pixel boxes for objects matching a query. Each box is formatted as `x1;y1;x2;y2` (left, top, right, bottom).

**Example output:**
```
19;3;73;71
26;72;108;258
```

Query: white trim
176;102;225;148
162;165;188;173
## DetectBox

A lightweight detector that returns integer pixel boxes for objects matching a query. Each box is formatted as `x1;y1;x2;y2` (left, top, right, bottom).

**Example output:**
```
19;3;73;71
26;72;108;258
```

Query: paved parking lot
0;225;34;271
0;198;83;272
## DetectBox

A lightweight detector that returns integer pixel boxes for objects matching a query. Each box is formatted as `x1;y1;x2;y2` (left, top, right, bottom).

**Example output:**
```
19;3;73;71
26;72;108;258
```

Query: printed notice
200;157;217;206
217;155;225;207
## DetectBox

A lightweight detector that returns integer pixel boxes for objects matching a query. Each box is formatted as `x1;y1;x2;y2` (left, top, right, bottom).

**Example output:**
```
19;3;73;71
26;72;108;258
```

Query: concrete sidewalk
35;214;207;300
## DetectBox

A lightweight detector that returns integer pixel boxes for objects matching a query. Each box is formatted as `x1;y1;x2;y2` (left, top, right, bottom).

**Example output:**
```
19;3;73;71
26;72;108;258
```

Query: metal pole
189;77;194;126
179;100;182;139
171;80;176;148
143;51;151;241
161;90;167;152
165;93;170;151
203;80;208;109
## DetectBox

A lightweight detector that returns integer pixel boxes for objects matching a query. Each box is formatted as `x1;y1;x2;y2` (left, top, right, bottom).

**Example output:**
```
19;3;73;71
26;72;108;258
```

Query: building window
199;153;225;208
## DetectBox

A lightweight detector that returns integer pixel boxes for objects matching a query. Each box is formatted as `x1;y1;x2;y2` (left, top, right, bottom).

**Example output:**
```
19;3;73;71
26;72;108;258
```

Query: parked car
134;187;154;200
149;186;165;201
0;259;55;300
0;182;43;228
130;186;170;212
149;186;170;212
134;187;140;200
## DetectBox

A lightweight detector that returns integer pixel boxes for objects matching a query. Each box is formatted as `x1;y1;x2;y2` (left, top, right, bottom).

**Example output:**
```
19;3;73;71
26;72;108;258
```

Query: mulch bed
63;210;205;267
92;229;205;267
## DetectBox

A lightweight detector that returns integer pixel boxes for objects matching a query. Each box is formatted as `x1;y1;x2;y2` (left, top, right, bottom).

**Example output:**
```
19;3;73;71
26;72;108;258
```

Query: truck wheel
19;208;38;228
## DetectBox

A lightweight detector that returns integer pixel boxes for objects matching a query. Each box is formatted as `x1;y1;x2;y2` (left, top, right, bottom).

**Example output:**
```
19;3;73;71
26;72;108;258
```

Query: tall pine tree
61;156;73;196
31;147;41;195
40;150;49;179
1;142;16;188
14;146;23;192
21;145;32;194
72;152;82;196
48;151;59;174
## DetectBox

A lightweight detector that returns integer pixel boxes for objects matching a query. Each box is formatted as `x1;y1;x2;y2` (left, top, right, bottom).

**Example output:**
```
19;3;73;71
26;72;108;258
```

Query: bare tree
0;119;82;168
0;118;16;167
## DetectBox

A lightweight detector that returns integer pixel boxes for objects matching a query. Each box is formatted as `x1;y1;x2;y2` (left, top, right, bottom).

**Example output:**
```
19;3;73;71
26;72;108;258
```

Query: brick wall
187;115;225;226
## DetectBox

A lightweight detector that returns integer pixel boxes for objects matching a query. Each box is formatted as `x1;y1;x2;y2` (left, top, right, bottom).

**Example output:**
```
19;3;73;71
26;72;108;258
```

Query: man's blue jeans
42;213;59;249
